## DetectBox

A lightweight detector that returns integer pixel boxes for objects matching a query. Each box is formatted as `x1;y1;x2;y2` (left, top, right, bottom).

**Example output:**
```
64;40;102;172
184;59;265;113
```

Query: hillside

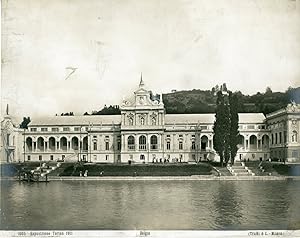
163;87;300;115
54;86;300;117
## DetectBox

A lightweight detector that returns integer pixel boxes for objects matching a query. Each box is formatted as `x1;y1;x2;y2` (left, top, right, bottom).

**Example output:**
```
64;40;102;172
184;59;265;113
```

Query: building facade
2;80;300;163
0;111;23;163
266;102;300;162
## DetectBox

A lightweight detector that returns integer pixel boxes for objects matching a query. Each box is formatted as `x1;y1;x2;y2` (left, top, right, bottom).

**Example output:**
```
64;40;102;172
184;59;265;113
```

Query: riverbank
2;175;300;181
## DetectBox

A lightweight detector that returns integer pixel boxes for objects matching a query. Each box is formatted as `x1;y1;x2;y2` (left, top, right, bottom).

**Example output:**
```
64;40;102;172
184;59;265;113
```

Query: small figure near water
84;170;88;177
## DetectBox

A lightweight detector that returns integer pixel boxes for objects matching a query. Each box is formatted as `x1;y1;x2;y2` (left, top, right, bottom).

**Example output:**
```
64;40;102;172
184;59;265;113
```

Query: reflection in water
1;180;300;230
213;182;243;229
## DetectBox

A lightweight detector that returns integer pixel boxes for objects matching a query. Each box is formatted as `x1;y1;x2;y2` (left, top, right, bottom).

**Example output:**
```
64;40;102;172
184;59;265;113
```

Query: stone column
122;134;125;150
135;134;138;152
173;134;175;152
43;140;46;152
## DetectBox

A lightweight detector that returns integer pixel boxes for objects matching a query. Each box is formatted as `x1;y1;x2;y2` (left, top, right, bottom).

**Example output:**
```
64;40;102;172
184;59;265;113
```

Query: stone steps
227;162;255;176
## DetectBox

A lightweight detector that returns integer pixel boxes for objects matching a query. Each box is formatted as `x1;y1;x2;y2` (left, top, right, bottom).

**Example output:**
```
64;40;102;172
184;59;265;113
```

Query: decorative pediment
120;78;164;110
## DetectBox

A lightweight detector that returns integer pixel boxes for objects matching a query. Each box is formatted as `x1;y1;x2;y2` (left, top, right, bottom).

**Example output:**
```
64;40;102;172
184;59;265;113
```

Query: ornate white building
1;80;300;163
0;108;24;163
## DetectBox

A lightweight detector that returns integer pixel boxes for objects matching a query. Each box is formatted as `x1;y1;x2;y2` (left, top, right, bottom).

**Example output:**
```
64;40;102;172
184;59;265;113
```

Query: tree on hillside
265;87;272;94
20;117;31;129
229;92;239;165
222;83;228;92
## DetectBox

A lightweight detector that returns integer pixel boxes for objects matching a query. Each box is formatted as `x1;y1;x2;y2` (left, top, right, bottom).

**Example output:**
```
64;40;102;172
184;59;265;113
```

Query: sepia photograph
1;0;300;237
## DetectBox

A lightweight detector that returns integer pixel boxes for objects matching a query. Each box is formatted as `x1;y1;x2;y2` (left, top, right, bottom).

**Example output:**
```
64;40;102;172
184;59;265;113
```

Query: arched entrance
26;137;33;151
201;135;208;150
49;137;56;151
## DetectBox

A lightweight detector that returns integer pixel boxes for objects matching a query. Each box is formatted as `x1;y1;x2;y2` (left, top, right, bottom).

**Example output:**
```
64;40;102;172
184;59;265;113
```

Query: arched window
191;141;195;150
139;135;146;150
128;117;133;126
150;135;158;150
71;137;79;150
82;136;88;151
292;131;298;142
140;117;145;125
37;137;44;151
128;136;135;150
60;137;67;151
249;135;257;150
49;137;56;151
151;116;156;125
179;141;183;150
26;137;33;151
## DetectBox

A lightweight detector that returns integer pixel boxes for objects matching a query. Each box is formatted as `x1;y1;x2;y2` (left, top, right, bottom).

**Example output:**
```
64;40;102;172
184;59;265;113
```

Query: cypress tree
229;92;239;165
213;90;240;166
213;91;230;166
223;95;231;165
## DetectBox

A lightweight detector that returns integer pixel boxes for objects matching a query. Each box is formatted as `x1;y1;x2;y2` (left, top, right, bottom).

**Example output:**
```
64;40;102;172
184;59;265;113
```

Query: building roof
165;113;266;124
29;115;121;126
28;113;266;127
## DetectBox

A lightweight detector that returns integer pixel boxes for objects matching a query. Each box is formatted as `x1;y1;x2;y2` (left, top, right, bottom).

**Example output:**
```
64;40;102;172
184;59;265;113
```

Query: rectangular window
284;131;287;143
166;141;170;150
93;142;97;150
63;127;70;131
117;141;121;150
30;128;37;132
105;142;109;150
41;128;48;132
39;155;42;161
179;142;183;150
50;155;53;160
62;155;65;160
192;141;195;150
52;128;59;132
200;126;208;130
74;127;80;131
93;155;97;161
106;155;109;161
27;155;31;161
279;132;282;144
247;125;255;129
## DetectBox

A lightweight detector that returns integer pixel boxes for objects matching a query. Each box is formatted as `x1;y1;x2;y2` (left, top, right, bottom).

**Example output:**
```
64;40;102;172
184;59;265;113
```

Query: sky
1;0;300;120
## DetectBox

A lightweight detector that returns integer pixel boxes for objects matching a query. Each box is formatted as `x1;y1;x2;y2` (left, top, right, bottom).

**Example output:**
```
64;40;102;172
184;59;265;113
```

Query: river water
1;180;300;230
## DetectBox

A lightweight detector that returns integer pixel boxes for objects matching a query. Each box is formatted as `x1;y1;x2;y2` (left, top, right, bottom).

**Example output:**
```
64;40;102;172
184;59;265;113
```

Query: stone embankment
45;175;300;181
1;175;300;181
